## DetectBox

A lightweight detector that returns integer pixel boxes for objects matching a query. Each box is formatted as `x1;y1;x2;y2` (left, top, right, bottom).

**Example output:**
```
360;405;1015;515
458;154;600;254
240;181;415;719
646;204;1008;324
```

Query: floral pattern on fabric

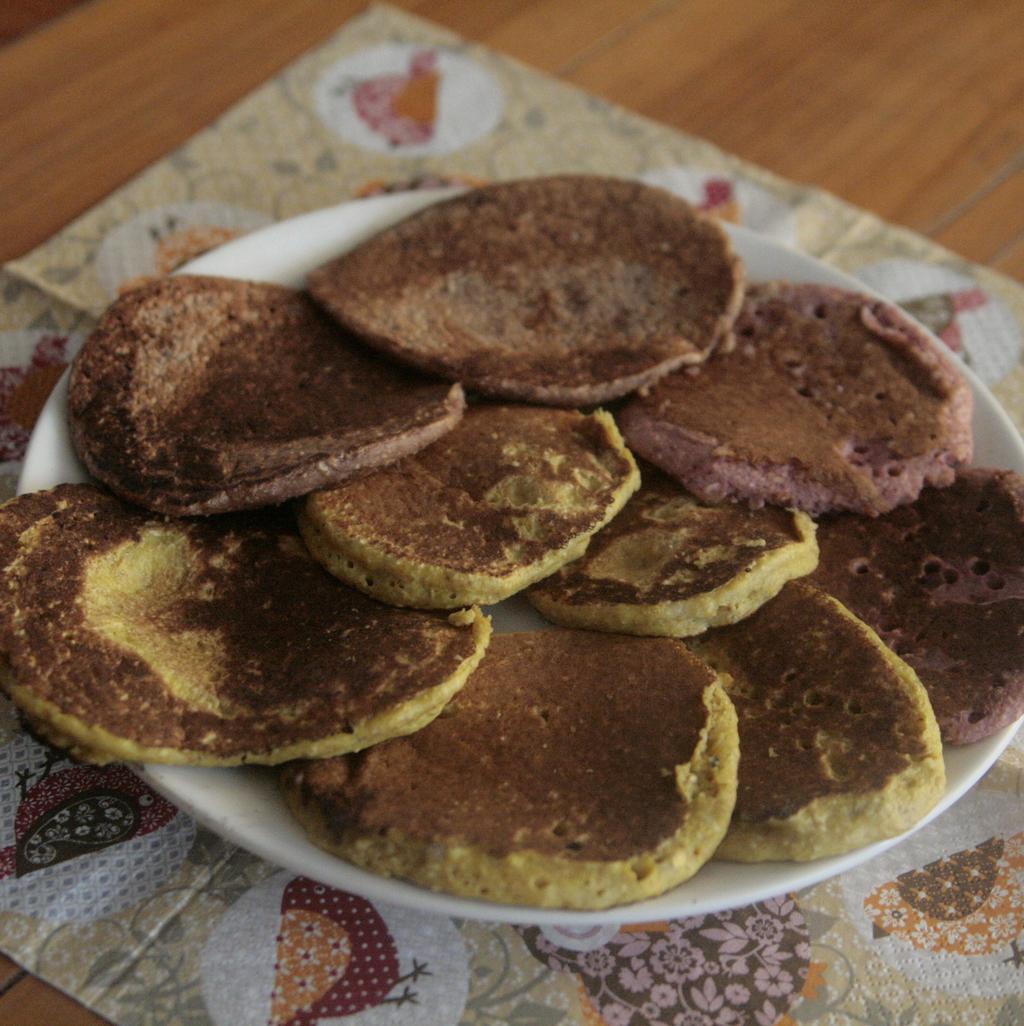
518;896;810;1026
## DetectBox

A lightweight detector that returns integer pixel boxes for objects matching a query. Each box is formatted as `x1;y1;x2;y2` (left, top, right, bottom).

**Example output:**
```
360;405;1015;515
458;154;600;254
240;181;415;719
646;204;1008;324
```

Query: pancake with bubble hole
806;468;1024;743
620;282;972;516
281;630;738;910
307;176;745;406
0;484;489;765
299;405;639;609
68;276;464;516
691;581;944;862
528;464;817;636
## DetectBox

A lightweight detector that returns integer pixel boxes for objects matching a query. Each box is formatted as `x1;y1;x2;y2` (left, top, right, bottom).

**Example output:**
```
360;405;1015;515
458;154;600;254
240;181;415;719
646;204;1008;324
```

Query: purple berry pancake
620;282;973;516
807;469;1024;743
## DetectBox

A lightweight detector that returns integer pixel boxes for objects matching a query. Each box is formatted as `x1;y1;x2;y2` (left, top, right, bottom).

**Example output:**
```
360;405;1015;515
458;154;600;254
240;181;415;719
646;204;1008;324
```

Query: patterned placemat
2;6;1023;1025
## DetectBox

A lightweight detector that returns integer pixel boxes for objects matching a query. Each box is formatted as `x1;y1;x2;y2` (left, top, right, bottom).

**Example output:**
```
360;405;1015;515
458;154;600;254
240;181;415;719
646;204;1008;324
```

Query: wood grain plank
0;953;24;992
0;0;677;262
398;0;673;72
0;0;89;45
0;975;112;1026
933;166;1024;270
994;238;1024;282
0;0;367;261
567;0;1024;234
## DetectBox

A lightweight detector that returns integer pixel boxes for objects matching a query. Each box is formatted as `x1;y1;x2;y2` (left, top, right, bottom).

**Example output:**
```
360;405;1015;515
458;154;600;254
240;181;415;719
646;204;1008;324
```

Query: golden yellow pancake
300;405;639;608
529;467;817;635
692;582;944;861
0;485;489;765
283;630;738;909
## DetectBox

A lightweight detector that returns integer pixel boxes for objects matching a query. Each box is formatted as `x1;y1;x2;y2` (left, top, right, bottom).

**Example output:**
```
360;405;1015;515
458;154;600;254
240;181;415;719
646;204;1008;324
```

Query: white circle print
95;201;272;299
853;259;1022;387
201;871;469;1026
640;166;798;246
315;44;504;156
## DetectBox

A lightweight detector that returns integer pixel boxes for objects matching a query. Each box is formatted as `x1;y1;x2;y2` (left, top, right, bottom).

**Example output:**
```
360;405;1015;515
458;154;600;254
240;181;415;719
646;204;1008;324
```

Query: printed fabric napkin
1;6;1024;1026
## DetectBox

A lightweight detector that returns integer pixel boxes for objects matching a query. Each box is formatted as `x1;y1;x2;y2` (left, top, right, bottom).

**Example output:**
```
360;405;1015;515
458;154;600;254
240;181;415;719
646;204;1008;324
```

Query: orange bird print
352;50;440;147
864;831;1024;961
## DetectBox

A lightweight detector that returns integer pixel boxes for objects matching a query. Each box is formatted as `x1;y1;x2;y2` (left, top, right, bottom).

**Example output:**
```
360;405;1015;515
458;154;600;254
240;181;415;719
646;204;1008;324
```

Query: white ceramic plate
19;191;1024;925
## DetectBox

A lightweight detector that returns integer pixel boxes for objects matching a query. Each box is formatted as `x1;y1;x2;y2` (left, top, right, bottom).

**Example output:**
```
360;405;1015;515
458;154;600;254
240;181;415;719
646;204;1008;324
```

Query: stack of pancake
2;176;1019;910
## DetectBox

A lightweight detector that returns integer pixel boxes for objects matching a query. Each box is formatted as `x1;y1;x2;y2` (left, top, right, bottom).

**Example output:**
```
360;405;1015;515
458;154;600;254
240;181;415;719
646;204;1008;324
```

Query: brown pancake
299;405;639;608
620;282;973;516
307;176;744;405
0;484;489;765
807;468;1024;744
69;276;464;515
282;630;739;909
528;465;817;635
692;581;944;861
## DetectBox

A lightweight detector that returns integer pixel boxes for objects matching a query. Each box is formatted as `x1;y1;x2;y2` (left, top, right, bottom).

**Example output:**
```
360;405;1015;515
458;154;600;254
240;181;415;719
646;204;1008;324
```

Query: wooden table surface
1;0;1023;1022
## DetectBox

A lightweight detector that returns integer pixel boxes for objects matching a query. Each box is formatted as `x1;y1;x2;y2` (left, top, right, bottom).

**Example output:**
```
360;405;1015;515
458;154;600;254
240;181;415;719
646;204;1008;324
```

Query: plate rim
17;188;1024;925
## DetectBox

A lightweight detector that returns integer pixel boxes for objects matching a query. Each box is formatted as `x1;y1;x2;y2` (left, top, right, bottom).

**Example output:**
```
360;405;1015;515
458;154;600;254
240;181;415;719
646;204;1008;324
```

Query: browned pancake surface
0;485;485;762
621;282;972;515
288;631;715;861
808;469;1024;743
531;466;809;607
305;405;636;577
308;177;744;405
694;582;935;825
69;276;463;515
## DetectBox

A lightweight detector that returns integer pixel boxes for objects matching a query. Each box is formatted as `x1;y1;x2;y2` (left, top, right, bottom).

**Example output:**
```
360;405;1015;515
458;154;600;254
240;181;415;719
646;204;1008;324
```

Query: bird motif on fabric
267;879;431;1026
900;287;989;356
0;332;78;458
351;50;440;147
863;832;1024;959
0;753;177;880
696;176;741;224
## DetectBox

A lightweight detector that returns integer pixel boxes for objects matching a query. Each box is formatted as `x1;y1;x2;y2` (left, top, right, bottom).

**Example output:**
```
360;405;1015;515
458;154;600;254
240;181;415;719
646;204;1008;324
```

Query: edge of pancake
0;610;491;766
619;281;974;517
308;176;746;407
298;410;640;609
528;508;818;636
18;710;118;765
282;676;738;910
808;467;1024;745
706;593;944;862
132;383;465;517
68;276;467;516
